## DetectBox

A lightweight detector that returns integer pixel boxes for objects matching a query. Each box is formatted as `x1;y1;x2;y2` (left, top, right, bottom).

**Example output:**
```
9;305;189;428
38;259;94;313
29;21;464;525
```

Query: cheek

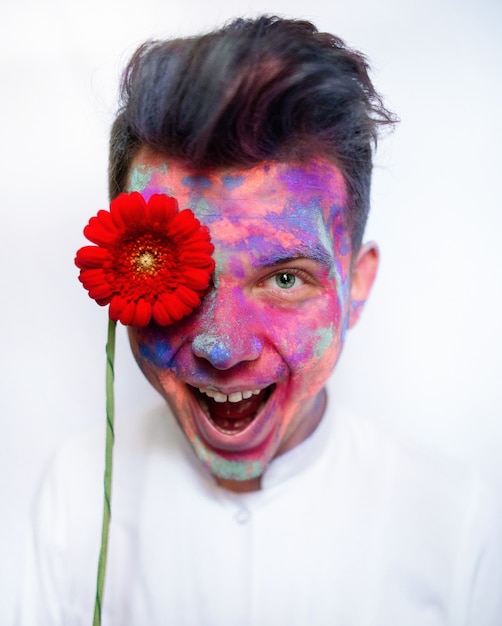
285;318;338;375
266;293;344;376
131;329;192;404
132;329;178;370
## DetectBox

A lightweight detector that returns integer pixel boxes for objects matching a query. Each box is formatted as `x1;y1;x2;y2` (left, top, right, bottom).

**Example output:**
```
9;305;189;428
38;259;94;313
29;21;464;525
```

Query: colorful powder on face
351;300;365;315
222;175;245;190
182;175;212;189
340;231;352;257
126;154;361;487
192;334;233;368
193;435;265;481
139;336;173;369
313;324;335;361
129;163;168;195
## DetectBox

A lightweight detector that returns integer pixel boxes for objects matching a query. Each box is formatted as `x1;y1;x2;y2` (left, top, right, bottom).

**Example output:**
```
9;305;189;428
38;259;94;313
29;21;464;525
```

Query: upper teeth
197;388;262;403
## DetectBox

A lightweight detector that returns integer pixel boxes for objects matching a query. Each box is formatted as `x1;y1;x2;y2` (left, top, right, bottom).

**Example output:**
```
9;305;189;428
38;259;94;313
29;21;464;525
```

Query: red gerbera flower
75;192;215;326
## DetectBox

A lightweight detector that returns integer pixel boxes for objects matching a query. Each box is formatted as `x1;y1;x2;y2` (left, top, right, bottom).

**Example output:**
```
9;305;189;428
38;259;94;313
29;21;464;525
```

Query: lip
186;382;278;454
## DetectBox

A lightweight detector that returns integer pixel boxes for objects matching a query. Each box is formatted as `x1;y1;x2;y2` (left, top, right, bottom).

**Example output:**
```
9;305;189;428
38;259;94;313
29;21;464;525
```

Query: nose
192;331;263;370
191;284;263;369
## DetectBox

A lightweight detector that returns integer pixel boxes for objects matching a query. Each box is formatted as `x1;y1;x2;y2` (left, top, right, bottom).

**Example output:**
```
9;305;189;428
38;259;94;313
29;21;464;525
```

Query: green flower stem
93;318;116;626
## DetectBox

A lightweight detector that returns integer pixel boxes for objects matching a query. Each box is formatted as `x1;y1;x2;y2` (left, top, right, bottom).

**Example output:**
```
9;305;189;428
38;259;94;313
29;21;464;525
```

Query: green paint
315;211;336;276
313;323;335;360
193;436;264;480
190;196;214;218
129;165;155;192
128;163;168;192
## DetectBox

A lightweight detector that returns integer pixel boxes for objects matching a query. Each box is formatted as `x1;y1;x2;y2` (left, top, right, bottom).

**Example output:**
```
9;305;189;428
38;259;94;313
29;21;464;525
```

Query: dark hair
109;15;396;249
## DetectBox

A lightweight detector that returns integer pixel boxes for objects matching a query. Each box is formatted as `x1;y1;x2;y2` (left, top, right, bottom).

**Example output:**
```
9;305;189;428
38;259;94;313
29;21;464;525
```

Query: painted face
127;150;368;490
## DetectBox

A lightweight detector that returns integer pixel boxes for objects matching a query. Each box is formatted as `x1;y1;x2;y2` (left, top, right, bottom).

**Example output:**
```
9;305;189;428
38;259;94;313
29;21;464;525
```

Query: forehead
127;153;353;271
128;151;348;220
128;152;353;280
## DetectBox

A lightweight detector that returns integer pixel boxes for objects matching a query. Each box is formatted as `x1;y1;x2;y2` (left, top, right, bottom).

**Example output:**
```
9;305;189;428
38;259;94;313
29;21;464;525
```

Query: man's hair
109;15;396;249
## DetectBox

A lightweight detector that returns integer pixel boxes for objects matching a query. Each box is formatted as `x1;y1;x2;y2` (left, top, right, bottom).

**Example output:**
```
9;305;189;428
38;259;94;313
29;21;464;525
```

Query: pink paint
127;151;363;490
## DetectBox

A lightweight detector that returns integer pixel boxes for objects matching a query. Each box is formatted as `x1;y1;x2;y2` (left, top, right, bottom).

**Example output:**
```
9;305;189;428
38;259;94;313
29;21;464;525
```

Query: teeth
197;387;263;403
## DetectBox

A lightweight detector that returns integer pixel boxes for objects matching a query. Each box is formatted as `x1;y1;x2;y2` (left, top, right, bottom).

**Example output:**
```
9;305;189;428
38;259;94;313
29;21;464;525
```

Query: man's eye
260;268;312;295
275;272;297;289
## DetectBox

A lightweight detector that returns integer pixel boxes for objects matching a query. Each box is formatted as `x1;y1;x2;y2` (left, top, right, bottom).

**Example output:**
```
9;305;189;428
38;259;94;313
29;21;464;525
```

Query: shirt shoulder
332;405;502;624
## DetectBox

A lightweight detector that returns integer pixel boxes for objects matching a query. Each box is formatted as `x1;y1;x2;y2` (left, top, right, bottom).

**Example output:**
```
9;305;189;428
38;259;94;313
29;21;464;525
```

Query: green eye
275;272;296;289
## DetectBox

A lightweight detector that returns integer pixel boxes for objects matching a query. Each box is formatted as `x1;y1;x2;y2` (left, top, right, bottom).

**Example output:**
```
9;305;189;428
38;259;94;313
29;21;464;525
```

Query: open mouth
191;385;274;434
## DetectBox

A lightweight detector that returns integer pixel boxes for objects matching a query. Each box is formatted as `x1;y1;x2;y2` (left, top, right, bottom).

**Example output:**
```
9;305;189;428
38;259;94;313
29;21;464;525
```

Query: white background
1;0;501;622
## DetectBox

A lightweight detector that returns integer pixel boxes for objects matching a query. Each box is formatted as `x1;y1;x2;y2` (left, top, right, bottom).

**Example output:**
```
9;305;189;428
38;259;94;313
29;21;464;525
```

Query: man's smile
184;381;278;453
191;384;274;434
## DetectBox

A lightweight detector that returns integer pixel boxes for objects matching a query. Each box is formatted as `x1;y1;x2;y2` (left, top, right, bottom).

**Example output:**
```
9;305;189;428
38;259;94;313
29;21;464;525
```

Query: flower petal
159;293;192;320
182;240;214;253
119;300;137;326
131;299;153;327
152;299;175;326
146;194;178;224
174;285;201;309
182;268;213;290
75;246;109;269
84;212;118;246
168;210;201;239
88;282;115;301
109;295;127;322
95;295;113;306
181;251;216;266
110;192;147;229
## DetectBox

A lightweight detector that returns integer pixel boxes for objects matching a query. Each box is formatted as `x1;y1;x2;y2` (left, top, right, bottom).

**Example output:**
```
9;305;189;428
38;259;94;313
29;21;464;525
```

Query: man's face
127;149;376;491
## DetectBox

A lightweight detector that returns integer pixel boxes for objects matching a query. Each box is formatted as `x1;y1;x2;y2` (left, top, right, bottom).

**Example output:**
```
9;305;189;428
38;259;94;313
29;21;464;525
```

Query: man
19;16;502;625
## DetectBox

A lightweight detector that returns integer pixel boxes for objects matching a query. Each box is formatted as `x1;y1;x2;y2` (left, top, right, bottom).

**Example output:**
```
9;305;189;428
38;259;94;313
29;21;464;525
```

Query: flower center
134;250;157;274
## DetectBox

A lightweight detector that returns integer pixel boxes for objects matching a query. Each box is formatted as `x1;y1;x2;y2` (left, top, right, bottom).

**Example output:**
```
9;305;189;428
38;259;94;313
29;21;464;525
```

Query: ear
348;242;379;329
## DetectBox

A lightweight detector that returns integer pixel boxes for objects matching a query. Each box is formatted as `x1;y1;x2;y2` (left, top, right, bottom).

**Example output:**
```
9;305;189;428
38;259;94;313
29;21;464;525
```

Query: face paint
351;300;366;316
127;150;355;490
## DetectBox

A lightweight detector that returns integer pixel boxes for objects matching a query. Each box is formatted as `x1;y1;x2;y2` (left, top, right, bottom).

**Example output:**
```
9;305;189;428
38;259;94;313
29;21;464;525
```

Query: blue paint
139;337;173;368
340;232;352;256
222;175;245;190
329;202;343;218
341;313;350;343
209;342;232;366
182;175;212;189
192;334;233;368
279;165;330;192
288;197;323;217
248;237;333;269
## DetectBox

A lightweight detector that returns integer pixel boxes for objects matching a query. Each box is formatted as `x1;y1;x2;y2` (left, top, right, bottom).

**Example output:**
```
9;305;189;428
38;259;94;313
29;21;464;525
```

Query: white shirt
17;402;502;625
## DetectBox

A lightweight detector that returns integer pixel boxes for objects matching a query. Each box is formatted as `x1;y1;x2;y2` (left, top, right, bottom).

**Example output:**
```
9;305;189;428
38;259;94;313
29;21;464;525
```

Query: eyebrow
254;242;334;269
